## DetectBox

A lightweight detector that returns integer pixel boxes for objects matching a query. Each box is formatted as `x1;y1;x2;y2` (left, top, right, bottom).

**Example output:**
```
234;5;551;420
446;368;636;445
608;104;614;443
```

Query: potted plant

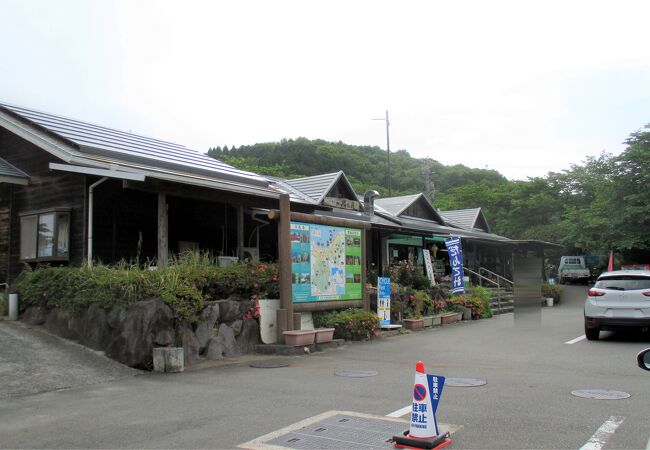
402;291;424;331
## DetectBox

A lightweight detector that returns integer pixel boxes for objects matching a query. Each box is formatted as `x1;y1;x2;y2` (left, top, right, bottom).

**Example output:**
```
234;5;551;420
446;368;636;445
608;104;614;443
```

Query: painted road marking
386;405;412;418
579;416;625;450
646;434;650;450
565;335;586;344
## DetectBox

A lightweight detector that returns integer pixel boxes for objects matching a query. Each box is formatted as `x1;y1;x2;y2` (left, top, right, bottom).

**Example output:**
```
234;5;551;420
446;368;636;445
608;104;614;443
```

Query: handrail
463;267;503;312
463;267;499;287
479;267;513;286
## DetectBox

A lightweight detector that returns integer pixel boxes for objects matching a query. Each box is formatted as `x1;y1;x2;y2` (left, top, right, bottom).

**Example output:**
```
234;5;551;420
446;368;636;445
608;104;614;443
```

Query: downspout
87;177;108;266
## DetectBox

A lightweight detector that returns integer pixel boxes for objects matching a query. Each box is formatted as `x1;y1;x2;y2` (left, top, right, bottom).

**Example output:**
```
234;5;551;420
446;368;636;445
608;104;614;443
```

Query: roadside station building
0;101;522;300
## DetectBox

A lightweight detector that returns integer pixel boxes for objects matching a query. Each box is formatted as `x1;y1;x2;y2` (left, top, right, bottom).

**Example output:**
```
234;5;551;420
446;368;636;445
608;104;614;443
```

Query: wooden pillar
278;194;293;335
158;193;168;268
237;205;244;260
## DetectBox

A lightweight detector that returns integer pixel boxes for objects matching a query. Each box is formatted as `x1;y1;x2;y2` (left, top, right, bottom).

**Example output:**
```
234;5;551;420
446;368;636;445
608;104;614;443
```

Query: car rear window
594;276;650;290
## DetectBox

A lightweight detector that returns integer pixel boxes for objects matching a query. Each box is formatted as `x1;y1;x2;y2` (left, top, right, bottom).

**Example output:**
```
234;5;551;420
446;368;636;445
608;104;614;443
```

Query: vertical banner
422;249;436;286
444;237;465;295
377;277;391;327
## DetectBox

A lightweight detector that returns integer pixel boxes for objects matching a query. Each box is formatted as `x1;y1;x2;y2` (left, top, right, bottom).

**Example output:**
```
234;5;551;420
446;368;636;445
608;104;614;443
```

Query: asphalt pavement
1;285;649;449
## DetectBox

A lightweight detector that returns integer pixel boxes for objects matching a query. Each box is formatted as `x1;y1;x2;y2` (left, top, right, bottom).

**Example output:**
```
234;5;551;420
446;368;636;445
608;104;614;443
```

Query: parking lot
1;285;649;449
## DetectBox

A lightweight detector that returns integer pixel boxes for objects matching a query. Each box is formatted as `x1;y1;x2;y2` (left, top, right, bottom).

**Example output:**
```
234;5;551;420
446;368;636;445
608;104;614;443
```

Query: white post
9;293;18;320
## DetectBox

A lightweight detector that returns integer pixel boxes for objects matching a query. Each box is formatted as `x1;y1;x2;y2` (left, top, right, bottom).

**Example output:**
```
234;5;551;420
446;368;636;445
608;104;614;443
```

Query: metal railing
478;267;513;287
463;267;503;311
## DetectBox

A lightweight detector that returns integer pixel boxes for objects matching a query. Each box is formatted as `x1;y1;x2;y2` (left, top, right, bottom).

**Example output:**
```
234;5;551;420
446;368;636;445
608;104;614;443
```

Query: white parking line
386;405;412;417
579;416;625;450
565;335;586;344
646;435;650;450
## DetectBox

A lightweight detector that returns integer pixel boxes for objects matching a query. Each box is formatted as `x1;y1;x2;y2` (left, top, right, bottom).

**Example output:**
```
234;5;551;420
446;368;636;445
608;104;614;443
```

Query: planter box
314;328;335;343
441;312;462;325
421;315;442;328
402;318;424;331
462;307;472;320
283;330;316;346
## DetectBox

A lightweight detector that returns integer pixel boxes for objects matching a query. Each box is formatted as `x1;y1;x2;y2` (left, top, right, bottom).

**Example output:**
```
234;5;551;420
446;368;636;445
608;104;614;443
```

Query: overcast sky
1;0;649;180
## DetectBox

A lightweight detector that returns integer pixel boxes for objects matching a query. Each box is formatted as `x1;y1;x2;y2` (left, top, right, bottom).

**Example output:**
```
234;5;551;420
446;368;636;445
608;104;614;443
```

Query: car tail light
643;291;650;297
588;289;605;297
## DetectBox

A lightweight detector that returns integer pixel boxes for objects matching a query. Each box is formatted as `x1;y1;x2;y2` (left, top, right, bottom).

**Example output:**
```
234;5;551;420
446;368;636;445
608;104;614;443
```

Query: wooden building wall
0;129;86;282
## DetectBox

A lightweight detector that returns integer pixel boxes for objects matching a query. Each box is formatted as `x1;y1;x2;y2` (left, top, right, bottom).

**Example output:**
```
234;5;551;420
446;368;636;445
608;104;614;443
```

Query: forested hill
207;128;650;264
207;138;506;198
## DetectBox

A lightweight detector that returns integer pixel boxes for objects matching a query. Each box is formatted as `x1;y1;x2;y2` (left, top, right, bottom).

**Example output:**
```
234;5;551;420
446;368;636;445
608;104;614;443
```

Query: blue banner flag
444;237;465;295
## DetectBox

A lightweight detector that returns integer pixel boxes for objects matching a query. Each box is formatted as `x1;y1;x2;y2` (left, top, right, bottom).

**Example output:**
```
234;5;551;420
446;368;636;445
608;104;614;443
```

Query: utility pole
372;110;392;197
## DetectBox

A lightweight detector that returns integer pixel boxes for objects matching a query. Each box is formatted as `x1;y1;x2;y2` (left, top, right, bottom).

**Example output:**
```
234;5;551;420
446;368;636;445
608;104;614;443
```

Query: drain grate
571;389;630;400
266;414;406;449
445;378;487;387
334;369;378;378
249;359;291;369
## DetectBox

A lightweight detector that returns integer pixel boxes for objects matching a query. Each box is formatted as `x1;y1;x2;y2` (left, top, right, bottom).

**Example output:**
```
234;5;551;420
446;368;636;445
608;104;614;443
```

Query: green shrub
386;261;431;291
313;308;379;341
12;254;280;323
445;286;493;319
542;283;562;303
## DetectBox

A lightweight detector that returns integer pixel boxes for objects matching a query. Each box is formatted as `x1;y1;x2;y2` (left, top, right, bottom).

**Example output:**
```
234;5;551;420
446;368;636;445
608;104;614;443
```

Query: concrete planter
153;347;184;373
421;315;442;328
314;328;335;343
441;312;462;325
283;330;316;346
462;307;472;320
403;318;424;331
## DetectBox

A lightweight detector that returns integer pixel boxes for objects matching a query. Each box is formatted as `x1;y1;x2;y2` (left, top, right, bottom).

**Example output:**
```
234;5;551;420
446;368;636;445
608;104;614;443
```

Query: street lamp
372;110;392;197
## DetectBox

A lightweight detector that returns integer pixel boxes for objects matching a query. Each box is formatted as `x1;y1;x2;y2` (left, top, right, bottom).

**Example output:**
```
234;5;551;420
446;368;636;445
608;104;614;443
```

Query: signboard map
291;222;362;303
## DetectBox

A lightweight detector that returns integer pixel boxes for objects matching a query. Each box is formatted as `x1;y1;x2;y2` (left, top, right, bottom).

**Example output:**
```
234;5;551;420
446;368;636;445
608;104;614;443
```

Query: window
19;208;71;261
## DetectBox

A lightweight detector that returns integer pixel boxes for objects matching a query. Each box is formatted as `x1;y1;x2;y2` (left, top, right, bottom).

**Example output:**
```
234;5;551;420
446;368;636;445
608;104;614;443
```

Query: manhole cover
250;359;291;369
571;389;630;400
334;369;379;378
445;378;487;387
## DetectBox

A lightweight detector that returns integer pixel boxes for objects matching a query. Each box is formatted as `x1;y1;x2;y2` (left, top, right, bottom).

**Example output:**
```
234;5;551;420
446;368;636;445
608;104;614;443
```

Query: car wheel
585;324;599;341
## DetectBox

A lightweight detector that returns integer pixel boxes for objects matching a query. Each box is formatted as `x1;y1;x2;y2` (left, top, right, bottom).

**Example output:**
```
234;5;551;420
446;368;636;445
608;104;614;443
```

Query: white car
584;270;650;340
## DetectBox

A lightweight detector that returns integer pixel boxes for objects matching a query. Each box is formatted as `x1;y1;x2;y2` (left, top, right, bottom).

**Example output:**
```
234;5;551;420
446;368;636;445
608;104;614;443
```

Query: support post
278;194;293;331
362;229;369;311
158;193;168;268
237;205;244;260
276;308;287;344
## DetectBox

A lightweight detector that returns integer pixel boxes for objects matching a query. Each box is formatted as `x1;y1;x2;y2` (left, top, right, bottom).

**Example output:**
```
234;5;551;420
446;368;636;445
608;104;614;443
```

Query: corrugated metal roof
267;177;319;205
399;216;510;242
0;102;269;188
284;172;345;203
374;194;421;216
440;208;490;232
0;156;29;181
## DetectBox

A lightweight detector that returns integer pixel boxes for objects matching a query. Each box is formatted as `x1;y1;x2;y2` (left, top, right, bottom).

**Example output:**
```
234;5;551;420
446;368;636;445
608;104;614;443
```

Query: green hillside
207;138;507;198
207;128;650;265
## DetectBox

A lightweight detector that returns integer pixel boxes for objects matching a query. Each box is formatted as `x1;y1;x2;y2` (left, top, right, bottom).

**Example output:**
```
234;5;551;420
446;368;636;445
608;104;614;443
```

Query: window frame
19;207;71;262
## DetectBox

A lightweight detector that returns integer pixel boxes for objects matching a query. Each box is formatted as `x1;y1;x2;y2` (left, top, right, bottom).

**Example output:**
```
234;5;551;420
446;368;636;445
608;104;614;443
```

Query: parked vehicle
621;264;650;271
558;256;590;285
638;348;650;371
584;270;650;340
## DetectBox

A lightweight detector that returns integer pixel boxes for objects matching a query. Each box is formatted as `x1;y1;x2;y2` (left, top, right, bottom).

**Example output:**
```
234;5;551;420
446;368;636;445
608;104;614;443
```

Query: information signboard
377;277;391;326
290;221;363;303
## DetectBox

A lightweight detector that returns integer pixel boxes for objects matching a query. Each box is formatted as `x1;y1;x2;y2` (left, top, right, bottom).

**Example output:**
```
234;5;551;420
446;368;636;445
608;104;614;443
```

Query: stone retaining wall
21;296;260;370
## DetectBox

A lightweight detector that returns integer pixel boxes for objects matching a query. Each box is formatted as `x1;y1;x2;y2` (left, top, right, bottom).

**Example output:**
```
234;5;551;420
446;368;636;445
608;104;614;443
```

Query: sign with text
422;249;436;286
444;237;465;295
291;222;363;303
377;277;391;326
